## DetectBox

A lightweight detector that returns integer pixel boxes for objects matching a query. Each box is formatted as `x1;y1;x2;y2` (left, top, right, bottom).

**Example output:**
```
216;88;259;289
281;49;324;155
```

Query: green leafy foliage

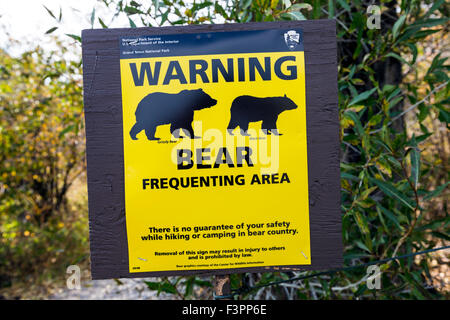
0;42;87;293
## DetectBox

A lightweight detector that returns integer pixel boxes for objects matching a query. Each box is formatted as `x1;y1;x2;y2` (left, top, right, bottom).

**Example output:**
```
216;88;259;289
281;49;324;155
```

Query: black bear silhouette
227;94;298;136
129;89;217;140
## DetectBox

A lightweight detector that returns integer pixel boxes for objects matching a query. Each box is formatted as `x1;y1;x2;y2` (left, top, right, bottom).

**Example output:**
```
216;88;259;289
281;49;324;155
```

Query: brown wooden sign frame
82;19;342;280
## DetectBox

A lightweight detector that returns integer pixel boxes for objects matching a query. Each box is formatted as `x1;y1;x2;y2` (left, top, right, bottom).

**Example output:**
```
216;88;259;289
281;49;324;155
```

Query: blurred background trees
0;0;448;299
0;41;88;296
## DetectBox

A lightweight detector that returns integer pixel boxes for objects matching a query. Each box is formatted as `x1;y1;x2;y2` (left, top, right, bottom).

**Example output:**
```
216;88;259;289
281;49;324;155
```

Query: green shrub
0;42;88;292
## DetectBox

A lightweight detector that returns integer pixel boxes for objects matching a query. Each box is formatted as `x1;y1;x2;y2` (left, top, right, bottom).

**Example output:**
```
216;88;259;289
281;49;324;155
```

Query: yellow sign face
119;30;310;273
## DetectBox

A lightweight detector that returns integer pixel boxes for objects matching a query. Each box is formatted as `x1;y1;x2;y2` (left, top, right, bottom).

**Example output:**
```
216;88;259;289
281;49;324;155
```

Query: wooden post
214;274;231;300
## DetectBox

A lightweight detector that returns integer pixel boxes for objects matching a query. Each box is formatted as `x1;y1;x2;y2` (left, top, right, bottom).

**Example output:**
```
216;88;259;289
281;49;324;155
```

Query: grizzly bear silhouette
227;94;298;136
129;89;217;140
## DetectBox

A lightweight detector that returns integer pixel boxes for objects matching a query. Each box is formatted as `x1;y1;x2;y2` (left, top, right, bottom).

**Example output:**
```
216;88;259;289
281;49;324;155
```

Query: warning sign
119;28;310;273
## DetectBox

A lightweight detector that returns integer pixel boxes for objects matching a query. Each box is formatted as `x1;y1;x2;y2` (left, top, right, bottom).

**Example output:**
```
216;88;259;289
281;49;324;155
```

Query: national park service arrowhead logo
284;30;301;50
